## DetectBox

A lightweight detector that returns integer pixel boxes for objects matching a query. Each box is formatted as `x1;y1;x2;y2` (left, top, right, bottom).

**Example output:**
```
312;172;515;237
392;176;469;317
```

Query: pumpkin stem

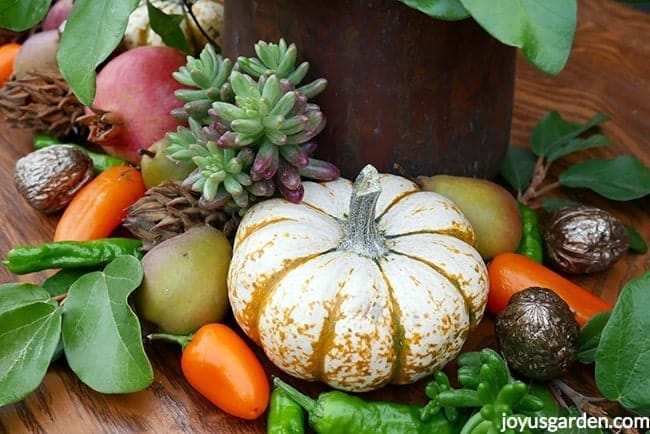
339;164;387;258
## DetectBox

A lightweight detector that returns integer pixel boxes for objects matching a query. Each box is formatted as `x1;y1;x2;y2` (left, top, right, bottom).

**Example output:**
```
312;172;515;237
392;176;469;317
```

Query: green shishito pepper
3;238;144;274
267;386;306;434
516;201;544;263
272;377;461;434
33;133;127;173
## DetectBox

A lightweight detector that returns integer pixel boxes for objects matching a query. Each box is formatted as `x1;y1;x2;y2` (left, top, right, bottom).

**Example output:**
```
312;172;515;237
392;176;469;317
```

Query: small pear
136;225;232;334
418;174;521;260
140;137;196;188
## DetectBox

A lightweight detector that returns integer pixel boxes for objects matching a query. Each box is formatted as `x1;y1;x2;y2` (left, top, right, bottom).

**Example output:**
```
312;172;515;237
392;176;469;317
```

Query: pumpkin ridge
248;251;332;344
316;272;345;384
235;215;294;247
371;260;405;384
384;228;476;247
374;188;416;221
385;247;476;329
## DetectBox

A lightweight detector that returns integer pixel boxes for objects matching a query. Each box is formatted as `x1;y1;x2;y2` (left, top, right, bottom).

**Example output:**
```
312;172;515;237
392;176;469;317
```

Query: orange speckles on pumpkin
408;273;422;286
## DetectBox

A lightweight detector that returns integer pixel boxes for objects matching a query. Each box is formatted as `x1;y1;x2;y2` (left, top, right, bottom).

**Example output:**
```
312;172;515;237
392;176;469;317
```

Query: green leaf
546;134;610;162
0;302;62;406
595;271;650;416
0;282;51;314
42;268;97;298
146;0;192;54
559;155;650;201
540;198;582;212
62;256;152;394
458;0;577;75
397;0;470;20
498;145;536;194
577;310;611;364
57;0;139;105
0;0;51;31
627;225;648;254
530;111;610;161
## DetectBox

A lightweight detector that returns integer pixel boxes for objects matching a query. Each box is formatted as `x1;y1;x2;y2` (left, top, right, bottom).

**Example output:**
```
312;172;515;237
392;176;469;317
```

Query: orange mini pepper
54;165;146;242
150;323;270;420
0;42;21;87
487;252;613;326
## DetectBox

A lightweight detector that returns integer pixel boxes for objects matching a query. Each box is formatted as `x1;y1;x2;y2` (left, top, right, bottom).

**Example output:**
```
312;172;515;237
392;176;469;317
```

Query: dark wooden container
222;0;517;179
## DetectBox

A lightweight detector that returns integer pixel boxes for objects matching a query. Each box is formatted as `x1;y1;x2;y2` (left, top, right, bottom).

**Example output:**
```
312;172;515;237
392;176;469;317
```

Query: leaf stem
520;156;554;205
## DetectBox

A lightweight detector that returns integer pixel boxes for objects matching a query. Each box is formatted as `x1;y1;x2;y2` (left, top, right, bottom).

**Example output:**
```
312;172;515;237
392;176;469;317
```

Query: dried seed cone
0;70;85;138
123;180;240;251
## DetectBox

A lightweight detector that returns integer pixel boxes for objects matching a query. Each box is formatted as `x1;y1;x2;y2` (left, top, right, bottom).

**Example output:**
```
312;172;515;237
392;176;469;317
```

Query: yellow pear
418;174;522;260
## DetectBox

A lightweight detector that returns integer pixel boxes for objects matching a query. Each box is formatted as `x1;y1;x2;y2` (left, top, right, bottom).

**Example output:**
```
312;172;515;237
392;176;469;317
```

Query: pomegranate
79;46;187;163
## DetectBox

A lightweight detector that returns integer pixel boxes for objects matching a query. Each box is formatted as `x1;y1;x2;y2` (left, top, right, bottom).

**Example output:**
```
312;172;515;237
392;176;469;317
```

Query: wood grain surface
1;0;649;432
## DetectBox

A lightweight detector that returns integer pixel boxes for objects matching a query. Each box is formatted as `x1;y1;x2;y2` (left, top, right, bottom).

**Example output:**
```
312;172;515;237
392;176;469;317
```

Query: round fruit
136;225;232;334
81;45;187;164
140;137;196;188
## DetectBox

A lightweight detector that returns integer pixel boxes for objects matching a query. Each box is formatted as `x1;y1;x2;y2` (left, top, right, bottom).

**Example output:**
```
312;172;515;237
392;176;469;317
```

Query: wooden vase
222;0;517;179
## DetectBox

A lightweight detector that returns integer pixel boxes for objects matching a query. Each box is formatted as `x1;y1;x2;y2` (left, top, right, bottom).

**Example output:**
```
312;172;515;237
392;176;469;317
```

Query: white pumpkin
227;165;489;392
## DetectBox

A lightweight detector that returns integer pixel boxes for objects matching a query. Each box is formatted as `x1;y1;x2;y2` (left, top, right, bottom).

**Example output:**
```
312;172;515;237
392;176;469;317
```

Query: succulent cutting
166;39;340;212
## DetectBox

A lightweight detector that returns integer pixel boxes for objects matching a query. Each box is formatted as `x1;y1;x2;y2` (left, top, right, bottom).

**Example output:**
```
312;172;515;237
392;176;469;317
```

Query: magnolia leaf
397;0;470;20
147;0;192;54
57;0;139;105
0;302;62;406
459;0;576;75
0;282;51;314
62;256;152;394
595;271;650;416
531;111;610;161
0;0;51;31
546;134;610;163
498;145;536;195
577;311;611;364
559;155;650;201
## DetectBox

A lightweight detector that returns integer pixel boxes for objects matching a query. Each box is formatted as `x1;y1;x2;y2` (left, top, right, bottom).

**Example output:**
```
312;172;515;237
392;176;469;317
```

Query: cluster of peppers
268;348;558;434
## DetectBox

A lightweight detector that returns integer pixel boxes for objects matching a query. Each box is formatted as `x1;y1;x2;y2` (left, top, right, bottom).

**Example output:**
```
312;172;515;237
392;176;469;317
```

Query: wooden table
1;0;648;432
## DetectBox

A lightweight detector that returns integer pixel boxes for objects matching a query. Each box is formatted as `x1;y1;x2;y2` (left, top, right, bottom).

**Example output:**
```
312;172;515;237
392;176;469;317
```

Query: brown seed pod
14;145;95;214
543;205;629;274
495;286;580;381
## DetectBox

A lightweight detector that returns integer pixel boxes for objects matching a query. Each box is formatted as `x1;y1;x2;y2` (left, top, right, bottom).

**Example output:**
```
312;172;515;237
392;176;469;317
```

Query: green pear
140;137;196;188
418;174;522;260
136;225;232;334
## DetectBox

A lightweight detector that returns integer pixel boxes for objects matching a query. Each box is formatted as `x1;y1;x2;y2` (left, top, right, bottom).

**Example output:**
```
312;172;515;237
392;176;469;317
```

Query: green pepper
33;133;127;173
516;201;543;263
3;238;144;274
267;386;306;434
272;377;461;434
